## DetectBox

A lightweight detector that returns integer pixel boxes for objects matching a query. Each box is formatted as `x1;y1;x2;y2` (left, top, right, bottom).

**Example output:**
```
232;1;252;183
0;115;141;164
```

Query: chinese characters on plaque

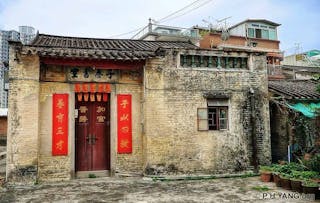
117;94;132;153
52;94;68;156
68;68;118;83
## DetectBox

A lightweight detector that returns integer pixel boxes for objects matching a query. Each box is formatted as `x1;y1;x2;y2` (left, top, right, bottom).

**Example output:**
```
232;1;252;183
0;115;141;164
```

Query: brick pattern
38;82;73;182
143;50;271;174
7;49;40;183
200;33;280;50
115;84;144;173
7;43;271;182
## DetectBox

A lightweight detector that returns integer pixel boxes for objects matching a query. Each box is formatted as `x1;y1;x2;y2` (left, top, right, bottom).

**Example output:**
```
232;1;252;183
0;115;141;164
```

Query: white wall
229;24;246;37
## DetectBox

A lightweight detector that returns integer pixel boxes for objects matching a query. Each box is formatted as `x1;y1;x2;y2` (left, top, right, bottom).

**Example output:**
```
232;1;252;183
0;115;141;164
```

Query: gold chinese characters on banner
52;94;68;156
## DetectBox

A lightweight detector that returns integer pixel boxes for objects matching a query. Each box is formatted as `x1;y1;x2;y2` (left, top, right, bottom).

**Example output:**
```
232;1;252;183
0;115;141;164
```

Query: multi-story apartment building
19;26;36;45
197;19;283;65
0;26;36;108
0;30;20;108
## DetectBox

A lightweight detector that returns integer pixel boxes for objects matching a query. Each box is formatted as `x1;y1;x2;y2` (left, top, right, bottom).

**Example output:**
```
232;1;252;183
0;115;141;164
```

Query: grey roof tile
269;80;320;100
25;34;197;60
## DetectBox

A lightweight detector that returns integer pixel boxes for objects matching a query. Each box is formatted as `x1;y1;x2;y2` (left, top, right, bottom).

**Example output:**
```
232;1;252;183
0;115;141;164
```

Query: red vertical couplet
117;94;132;153
52;94;68;156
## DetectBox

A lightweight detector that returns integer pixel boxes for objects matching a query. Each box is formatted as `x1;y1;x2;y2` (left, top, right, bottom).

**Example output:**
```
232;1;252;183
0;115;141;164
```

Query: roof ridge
37;33;196;44
25;45;156;52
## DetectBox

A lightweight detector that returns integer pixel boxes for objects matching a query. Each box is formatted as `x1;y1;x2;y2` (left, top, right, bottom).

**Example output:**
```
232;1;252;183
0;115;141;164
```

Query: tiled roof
269;80;320;100
25;34;198;60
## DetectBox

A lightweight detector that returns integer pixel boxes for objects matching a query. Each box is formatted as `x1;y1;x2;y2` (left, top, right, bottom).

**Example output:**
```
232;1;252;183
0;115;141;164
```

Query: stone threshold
76;170;110;178
144;171;259;181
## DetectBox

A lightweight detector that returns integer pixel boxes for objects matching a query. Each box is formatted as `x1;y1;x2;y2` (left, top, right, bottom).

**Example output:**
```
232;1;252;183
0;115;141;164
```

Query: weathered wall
115;83;144;174
143;50;271;174
38;82;74;182
38;71;144;179
7;44;271;181
200;33;280;50
270;104;289;162
7;47;40;183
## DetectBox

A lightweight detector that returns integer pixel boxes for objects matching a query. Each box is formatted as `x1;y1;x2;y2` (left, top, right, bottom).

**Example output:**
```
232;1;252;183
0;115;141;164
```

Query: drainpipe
249;88;258;172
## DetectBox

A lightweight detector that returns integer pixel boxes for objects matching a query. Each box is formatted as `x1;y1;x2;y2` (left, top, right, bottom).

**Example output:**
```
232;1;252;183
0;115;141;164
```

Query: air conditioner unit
4;83;9;90
251;42;258;47
246;40;258;47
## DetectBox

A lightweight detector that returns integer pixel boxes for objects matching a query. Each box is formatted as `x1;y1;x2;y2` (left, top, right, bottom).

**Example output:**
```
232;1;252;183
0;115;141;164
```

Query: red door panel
75;102;91;171
75;94;110;171
92;102;109;170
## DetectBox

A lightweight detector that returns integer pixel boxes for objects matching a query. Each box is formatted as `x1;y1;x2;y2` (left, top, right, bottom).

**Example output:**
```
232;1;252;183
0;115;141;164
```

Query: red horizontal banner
117;94;132;153
74;83;111;93
52;94;68;156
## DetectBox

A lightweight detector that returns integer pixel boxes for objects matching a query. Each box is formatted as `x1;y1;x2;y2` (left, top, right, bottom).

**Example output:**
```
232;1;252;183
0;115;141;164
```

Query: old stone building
7;34;271;183
269;80;320;162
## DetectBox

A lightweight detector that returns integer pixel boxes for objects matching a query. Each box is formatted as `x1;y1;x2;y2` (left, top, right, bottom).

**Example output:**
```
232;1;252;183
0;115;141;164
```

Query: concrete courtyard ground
0;176;318;203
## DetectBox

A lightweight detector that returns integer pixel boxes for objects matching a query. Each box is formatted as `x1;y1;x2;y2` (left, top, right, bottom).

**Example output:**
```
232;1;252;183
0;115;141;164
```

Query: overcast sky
0;0;319;55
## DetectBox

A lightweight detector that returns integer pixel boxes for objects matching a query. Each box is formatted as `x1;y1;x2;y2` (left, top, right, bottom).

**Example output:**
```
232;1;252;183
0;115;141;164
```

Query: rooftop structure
19;26;36;45
282;49;320;67
196;19;283;65
132;19;200;45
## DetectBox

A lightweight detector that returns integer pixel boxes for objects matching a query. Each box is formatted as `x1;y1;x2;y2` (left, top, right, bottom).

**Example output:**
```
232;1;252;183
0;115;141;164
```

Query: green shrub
276;162;305;175
280;173;293;179
305;153;320;172
270;164;282;174
299;171;319;179
251;186;270;191
88;174;96;178
290;170;303;180
302;180;319;187
259;166;273;173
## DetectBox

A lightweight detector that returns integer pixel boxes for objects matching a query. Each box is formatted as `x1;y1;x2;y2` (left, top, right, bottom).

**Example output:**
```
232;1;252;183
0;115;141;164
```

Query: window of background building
255;29;262;38
197;99;229;131
269;29;276;40
262;29;269;39
248;28;255;38
247;24;277;40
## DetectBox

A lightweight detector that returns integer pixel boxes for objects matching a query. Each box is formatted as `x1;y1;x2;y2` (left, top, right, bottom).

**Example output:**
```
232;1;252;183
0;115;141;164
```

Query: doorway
75;94;110;173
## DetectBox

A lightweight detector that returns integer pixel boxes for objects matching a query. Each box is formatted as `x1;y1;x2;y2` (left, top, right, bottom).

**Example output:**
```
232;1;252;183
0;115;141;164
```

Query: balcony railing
267;64;283;76
131;23;199;40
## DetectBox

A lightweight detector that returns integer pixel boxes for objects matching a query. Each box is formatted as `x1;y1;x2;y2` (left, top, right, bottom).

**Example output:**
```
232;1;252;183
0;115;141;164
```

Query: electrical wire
156;0;204;23
159;0;214;24
107;25;148;38
107;0;214;38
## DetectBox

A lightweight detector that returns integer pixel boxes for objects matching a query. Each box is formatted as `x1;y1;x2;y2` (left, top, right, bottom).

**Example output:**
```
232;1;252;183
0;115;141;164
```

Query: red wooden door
75;97;110;171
